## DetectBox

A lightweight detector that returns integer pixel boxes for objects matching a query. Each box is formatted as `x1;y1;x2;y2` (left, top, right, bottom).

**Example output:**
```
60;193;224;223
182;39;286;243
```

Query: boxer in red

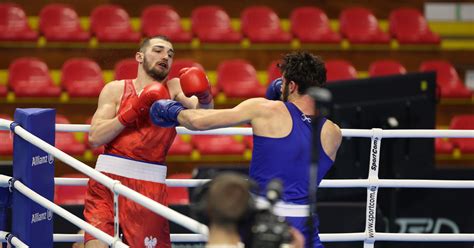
84;35;213;248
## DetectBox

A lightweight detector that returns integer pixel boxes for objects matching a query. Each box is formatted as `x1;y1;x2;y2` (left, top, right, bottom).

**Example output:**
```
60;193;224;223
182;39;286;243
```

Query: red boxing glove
118;83;169;126
179;67;212;104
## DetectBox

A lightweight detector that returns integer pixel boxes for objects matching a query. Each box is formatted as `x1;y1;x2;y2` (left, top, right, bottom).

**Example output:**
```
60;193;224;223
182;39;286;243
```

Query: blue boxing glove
149;100;187;127
265;78;283;100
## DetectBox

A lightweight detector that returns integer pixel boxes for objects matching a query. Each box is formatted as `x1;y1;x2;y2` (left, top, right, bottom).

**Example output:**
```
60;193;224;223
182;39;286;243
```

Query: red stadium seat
56;115;86;155
290;7;341;43
39;4;89;42
389;8;440;44
54;173;88;205
325;60;358;82
168;59;205;79
419;60;472;98
267;60;282;83
0;114;13;156
217;59;266;98
192;135;246;155
167;173;191;205
90;5;141;43
61;58;104;97
435;138;454;154
141;5;192;42
0;85;7;97
0;3;37;41
167;135;193;156
114;58;138;80
191;6;241;43
369;60;407;77
241;6;292;43
339;7;390;44
8;57;61;97
449;115;474;153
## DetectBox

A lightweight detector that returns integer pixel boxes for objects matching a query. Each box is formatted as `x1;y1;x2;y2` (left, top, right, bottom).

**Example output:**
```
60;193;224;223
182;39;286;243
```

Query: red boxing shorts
84;155;170;248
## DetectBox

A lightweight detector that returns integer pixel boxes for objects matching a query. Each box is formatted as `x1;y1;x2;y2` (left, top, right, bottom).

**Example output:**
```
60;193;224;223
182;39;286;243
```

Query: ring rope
0;230;28;248
0;119;473;138
52;233;209;243
51;232;474;243
54;178;474;189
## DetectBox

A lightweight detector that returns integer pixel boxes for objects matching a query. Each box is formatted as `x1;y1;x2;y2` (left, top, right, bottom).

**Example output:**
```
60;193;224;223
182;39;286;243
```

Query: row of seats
436;115;474;154
0;57;471;99
1;114;473;158
0;3;440;44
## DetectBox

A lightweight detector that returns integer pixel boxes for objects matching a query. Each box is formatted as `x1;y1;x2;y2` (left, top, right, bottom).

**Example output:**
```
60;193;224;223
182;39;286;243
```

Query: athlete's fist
149;100;187;127
265;78;283;100
179;67;212;104
118;83;169;126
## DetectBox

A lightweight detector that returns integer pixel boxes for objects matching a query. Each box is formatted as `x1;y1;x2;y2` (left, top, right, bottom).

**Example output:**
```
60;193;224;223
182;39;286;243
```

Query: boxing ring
0;112;473;247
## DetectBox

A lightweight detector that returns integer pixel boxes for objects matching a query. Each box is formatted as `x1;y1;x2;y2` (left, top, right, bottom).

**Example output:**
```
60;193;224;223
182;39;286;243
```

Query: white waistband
95;154;166;184
255;196;309;217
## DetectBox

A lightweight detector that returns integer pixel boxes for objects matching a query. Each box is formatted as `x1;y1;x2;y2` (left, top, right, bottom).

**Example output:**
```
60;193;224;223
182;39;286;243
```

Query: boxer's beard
143;57;168;81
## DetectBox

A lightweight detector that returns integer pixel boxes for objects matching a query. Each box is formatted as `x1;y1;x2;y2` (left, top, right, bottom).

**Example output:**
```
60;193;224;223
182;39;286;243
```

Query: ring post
11;109;55;247
0;187;10;248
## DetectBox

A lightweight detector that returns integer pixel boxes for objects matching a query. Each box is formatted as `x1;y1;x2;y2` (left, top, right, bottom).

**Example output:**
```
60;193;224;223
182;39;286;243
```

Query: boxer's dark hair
139;35;170;52
278;51;327;95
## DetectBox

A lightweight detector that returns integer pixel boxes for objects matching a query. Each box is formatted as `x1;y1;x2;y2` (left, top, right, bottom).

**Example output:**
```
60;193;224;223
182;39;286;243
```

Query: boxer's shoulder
104;80;126;91
99;80;126;101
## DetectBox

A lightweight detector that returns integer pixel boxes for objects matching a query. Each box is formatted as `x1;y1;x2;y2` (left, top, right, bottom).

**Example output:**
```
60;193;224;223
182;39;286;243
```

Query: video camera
250;179;293;248
191;173;294;248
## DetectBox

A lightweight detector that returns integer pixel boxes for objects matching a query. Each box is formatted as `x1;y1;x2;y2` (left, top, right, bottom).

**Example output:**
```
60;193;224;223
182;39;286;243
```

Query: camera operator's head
192;172;253;247
207;173;251;230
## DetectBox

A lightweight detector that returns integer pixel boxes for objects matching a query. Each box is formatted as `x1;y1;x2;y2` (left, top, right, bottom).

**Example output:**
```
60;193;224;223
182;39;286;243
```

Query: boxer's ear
136;52;144;64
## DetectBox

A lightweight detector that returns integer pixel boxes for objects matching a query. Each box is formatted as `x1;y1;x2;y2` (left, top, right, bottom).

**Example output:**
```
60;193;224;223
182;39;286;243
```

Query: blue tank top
249;102;334;204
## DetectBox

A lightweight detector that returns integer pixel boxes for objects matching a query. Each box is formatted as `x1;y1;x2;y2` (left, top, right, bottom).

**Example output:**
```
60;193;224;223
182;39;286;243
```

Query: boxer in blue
150;51;342;248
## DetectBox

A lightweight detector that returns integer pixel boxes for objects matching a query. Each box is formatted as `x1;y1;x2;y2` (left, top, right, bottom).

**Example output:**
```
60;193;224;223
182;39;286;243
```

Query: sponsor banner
12;108;55;248
395;188;474;234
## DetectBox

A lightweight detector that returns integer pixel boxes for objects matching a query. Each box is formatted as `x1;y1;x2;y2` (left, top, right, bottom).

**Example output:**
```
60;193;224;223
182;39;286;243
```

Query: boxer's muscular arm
321;120;342;161
178;98;267;130
167;78;199;109
167;78;214;110
89;82;125;148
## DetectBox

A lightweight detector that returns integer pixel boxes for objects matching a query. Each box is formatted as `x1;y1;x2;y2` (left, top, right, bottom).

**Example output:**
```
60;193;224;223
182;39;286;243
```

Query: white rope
0;230;29;248
53;234;83;243
49;125;474;138
0;176;128;248
52;232;474;243
54;178;474;189
375;233;474;242
321;233;366;242
2;120;474;138
8;123;209;237
54;178;212;187
54;233;209;243
0;119;11;131
376;179;474;188
52;126;474;138
341;129;474;138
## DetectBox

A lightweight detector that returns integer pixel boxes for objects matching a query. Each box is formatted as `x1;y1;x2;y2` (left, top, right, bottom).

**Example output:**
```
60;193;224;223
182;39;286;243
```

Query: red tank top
104;80;177;163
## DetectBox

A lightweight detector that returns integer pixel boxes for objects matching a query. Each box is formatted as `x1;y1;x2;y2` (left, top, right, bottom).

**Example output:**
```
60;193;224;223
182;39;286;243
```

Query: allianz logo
31;210;53;223
31;154;54;166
